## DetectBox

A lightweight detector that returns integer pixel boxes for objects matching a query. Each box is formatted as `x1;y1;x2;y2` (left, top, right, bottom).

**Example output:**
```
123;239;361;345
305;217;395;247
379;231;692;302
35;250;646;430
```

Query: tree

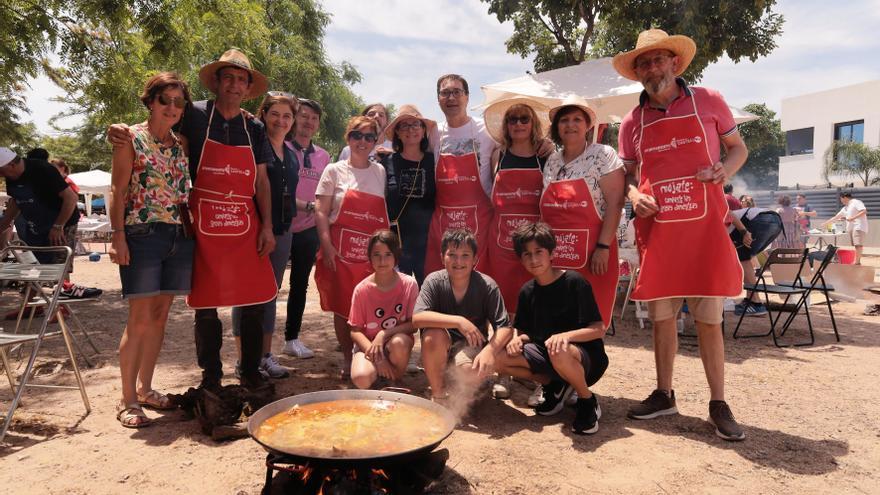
2;0;363;165
737;103;782;189
823;141;880;187
480;0;784;78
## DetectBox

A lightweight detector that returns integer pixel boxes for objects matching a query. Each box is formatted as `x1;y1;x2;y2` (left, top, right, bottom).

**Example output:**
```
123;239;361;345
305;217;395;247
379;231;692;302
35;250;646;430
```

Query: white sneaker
492;376;511;399
260;353;290;379
282;339;315;359
527;384;544;407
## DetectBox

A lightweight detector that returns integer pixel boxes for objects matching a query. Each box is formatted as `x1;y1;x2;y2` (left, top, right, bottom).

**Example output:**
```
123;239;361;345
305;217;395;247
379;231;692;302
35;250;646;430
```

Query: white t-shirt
542;143;624;217
841;198;869;232
315;160;386;223
434;117;497;197
337;140;394;162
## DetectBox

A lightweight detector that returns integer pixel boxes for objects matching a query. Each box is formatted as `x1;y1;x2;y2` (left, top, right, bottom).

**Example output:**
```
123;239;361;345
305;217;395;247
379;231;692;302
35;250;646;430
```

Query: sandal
116;402;152;428
137;389;175;410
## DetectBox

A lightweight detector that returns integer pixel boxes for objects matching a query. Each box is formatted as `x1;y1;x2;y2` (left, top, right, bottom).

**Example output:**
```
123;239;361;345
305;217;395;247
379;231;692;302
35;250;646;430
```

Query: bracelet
51;224;64;230
595;242;610;250
306;201;315;212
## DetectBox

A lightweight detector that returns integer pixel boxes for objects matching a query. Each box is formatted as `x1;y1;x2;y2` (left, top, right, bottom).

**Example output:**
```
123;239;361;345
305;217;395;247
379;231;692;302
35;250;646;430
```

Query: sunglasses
348;130;378;143
506;115;531;125
268;90;295;98
397;122;424;132
157;94;187;109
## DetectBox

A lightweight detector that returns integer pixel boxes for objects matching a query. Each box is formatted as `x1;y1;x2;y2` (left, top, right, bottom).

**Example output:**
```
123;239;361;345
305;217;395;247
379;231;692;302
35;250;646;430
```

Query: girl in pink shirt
348;229;419;388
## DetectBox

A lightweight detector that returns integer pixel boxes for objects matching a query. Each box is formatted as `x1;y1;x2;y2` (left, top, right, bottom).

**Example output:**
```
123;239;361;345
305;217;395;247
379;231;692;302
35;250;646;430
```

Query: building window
785;127;814;156
834;120;864;143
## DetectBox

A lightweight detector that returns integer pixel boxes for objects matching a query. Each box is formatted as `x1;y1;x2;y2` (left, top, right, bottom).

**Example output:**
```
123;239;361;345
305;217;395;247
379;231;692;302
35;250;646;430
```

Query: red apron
631;94;742;301
424;138;493;274
314;189;389;318
486;158;543;313
187;107;277;309
540;178;618;328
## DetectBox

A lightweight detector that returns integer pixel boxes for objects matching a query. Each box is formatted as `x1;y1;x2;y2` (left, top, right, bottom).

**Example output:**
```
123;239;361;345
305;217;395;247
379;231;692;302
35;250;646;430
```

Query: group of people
1;28;765;441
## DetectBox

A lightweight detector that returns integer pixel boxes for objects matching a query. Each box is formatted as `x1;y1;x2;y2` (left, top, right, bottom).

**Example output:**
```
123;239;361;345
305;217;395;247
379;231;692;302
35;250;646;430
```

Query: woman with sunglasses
108;72;194;428
230;92;299;380
314;116;389;377
338;103;394;164
384;105;437;285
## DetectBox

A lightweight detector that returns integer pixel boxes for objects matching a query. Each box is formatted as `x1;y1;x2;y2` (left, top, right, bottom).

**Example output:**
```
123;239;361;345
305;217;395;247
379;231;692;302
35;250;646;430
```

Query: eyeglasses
157;94;187;109
348;130;378;143
397;122;424;132
635;54;673;71
506;115;531;125
438;88;466;99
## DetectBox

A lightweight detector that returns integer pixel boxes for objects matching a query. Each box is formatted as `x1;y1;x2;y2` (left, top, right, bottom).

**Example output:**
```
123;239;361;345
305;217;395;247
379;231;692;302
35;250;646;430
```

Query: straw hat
198;48;269;100
548;95;598;130
611;29;697;81
384;105;437;142
483;97;550;144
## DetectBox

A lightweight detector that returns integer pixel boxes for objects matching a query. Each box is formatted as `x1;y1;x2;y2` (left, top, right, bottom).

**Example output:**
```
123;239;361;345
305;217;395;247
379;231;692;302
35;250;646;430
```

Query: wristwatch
306;201;315;212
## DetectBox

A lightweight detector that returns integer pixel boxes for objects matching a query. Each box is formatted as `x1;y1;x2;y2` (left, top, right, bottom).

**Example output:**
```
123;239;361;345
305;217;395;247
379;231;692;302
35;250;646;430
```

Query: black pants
194;305;264;383
285;227;319;340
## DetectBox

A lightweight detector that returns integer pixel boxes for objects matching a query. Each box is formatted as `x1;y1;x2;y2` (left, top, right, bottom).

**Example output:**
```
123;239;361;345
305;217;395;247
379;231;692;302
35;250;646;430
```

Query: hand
696;161;728;184
48;227;65;246
107;124;133;148
321;244;338;271
375;358;399;380
506;335;526;356
590;247;609;275
458;317;486;348
470;348;495;379
545;333;570;356
741;231;753;248
630;192;659;218
109;234;130;265
366;331;386;363
797;210;807;217
536;137;555;158
242;109;255;121
256;228;275;257
374;145;393;157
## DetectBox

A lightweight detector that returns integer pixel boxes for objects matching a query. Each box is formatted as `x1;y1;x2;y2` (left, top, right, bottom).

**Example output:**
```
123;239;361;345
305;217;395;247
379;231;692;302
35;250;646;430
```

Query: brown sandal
116;402;151;428
137;389;175;410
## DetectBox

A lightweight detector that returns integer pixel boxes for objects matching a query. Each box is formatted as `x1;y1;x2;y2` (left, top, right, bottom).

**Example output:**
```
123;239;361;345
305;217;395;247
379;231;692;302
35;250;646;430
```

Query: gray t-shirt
414;269;510;338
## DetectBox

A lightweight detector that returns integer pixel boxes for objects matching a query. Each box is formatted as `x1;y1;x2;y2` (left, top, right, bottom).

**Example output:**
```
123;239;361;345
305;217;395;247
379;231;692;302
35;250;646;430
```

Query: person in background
739;195;755;208
772;194;804;249
230;92;300;380
824;191;869;264
50;157;101;296
282;98;329;359
796;193;816;233
338;103;393;163
107;72;195;427
729;207;783;317
723;183;742;210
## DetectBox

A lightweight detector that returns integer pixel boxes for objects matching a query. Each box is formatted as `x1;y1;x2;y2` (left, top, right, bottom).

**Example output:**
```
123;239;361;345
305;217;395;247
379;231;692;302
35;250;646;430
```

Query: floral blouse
542;143;623;218
126;122;191;225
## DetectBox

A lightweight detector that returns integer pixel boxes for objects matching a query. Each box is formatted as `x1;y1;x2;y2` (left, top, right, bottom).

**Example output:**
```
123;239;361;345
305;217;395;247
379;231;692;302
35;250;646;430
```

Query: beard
642;72;675;96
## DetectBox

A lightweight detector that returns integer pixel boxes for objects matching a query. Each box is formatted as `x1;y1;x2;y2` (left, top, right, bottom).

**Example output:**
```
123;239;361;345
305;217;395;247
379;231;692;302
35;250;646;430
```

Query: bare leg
135;295;174;395
653;318;678;392
742;259;759;302
386;333;415;378
549;345;591;398
855;245;863;265
695;321;725;401
350;351;377;389
494;352;550;384
120;296;165;405
421;329;450;398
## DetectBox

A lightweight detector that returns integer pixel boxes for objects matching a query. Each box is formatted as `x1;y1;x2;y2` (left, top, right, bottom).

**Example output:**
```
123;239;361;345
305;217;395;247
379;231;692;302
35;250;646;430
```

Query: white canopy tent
476;57;758;125
68;170;111;217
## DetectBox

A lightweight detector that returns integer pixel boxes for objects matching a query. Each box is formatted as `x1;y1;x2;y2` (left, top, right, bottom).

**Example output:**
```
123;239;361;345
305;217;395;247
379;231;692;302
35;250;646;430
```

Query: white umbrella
476;57;758;124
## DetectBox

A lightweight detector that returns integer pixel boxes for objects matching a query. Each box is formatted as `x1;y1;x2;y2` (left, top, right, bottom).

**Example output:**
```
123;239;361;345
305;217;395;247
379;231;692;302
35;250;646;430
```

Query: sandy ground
1;247;879;494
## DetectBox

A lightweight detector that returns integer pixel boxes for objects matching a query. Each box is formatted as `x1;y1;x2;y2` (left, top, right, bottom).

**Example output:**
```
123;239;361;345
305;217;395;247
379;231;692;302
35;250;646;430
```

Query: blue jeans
231;232;293;336
118;222;194;298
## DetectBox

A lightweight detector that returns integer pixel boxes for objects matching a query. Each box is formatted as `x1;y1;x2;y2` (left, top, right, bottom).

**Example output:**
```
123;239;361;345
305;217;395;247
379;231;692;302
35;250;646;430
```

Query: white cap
0;147;16;168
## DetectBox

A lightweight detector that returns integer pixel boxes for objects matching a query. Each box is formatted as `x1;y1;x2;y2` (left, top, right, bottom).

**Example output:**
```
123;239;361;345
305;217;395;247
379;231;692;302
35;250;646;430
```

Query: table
76;219;111;253
801;232;845;249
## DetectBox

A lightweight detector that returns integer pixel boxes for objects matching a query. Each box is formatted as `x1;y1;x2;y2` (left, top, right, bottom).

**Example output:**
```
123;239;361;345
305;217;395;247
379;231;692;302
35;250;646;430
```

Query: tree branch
576;0;596;61
534;6;576;64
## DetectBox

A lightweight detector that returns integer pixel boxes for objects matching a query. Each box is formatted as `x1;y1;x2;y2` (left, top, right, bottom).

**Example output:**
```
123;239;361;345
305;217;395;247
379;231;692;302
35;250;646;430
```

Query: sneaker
734;302;768;317
60;283;102;299
572;394;602;435
282;339;315;358
260;353;290;379
627;389;678;420
535;381;573;416
527;385;544;407
566;391;578;406
235;360;269;380
864;304;880;316
492;376;511;399
708;400;746;441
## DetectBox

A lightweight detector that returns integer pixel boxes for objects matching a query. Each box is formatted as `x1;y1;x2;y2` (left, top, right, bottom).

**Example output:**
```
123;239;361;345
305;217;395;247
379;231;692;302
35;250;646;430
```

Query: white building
778;80;880;188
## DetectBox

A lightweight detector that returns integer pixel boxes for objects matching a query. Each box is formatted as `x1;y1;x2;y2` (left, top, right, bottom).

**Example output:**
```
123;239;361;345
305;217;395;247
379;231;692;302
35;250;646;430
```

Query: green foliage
2;0;362;166
737;103;782;189
823;140;880;187
481;0;784;78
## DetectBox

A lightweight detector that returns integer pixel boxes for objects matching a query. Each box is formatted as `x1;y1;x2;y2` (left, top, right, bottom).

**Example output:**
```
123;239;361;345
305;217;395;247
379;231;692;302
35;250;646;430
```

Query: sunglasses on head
268;90;295;98
506;115;531;125
348;130;378;143
157;93;187;109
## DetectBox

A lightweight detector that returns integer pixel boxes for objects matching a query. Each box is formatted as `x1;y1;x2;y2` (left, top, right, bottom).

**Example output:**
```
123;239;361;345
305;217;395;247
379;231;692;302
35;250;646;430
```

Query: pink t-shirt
348;273;419;340
618;84;737;167
287;141;331;233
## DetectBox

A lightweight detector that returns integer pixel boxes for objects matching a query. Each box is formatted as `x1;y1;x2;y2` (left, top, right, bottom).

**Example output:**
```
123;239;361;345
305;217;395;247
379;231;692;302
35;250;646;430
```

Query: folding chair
0;246;91;443
776;246;840;346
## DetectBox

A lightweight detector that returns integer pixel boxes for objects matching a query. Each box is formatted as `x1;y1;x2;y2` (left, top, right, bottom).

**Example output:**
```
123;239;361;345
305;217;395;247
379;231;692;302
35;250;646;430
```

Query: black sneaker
572;394;602;435
535;381;573;416
708;400;745;441
627;389;678;420
61;283;102;299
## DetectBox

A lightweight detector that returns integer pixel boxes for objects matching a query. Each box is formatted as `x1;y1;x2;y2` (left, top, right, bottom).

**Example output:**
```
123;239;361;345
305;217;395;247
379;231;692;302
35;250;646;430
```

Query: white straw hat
483;97;550;144
611;29;697;81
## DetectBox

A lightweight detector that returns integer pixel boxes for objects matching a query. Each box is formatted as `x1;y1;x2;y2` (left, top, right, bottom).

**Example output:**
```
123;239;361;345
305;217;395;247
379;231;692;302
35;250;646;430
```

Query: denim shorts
731;211;783;261
119;222;194;299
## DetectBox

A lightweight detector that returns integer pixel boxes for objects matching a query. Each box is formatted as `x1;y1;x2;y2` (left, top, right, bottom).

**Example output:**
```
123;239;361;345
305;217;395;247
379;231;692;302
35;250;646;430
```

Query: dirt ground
1;248;879;494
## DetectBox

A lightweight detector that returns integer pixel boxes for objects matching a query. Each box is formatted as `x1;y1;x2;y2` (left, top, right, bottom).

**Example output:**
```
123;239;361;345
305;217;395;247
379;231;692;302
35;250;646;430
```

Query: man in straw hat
613;29;749;440
109;48;278;392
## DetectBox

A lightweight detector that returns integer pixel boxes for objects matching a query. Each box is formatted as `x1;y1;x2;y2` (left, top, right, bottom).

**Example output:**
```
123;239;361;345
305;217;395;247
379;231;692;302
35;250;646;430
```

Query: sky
19;0;880;136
